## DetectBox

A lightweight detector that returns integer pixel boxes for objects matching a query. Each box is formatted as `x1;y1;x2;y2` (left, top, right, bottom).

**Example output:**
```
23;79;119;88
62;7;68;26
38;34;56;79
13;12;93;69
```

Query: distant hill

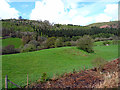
1;19;90;32
1;19;118;38
87;21;118;28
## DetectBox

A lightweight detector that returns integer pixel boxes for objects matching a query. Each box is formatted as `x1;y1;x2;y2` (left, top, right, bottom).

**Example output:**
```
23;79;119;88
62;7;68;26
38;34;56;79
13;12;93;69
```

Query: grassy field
2;44;118;88
94;40;113;46
1;38;22;48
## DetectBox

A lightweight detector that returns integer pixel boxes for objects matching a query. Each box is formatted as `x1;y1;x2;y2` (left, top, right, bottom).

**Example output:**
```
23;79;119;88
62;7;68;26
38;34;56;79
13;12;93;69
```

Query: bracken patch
27;58;119;88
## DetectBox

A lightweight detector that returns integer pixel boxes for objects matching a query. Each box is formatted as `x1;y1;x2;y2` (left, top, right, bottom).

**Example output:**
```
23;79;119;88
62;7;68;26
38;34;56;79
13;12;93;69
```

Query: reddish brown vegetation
28;58;119;88
99;24;118;29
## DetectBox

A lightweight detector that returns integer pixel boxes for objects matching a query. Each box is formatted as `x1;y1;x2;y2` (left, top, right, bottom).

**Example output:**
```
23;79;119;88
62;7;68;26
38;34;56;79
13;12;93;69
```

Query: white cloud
72;16;93;26
104;4;118;20
30;0;118;25
95;3;118;23
0;0;19;19
60;15;93;26
30;0;93;25
68;9;77;18
30;0;66;23
95;14;112;22
62;0;81;9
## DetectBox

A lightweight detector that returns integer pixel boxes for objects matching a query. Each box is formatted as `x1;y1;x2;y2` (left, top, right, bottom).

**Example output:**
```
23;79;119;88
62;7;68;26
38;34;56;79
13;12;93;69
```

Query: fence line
5;75;22;89
5;75;8;89
27;73;29;87
7;80;21;88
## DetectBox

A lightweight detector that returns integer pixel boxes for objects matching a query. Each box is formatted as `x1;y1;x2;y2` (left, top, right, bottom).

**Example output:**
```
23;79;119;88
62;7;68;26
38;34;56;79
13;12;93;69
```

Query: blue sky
0;0;118;26
9;2;35;19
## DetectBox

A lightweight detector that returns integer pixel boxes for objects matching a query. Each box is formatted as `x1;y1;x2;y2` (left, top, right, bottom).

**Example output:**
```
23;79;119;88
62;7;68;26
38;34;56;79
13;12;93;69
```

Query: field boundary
5;75;21;89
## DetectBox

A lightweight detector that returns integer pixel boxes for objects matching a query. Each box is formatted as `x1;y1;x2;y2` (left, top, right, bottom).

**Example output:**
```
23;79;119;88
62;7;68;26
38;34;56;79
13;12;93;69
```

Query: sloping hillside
28;58;119;88
2;45;118;88
87;21;118;28
1;19;118;38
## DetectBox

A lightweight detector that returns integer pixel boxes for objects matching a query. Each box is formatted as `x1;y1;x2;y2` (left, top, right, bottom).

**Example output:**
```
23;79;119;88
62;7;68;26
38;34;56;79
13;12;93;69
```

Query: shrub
22;35;32;45
37;36;47;43
37;45;46;50
62;37;71;42
103;41;110;45
77;35;94;53
65;41;71;46
71;36;80;41
70;41;77;46
94;37;112;42
2;45;19;54
28;40;38;47
112;36;119;45
37;46;42;50
46;37;56;48
37;37;47;47
92;57;107;72
37;40;48;50
41;72;47;82
20;44;36;53
55;37;63;47
15;31;22;38
112;35;118;40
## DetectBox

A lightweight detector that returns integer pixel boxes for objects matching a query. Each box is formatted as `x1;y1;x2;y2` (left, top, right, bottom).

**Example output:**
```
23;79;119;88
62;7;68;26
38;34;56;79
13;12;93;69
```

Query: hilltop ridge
87;21;118;28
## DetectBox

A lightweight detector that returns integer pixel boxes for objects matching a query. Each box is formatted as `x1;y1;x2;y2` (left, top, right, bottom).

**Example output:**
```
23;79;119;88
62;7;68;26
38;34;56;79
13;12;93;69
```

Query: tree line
1;19;119;55
2;19;118;38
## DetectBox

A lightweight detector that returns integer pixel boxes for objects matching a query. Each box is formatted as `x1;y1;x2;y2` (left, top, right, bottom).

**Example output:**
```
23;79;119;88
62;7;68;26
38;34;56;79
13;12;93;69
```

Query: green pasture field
2;44;118;88
94;40;113;46
1;38;22;48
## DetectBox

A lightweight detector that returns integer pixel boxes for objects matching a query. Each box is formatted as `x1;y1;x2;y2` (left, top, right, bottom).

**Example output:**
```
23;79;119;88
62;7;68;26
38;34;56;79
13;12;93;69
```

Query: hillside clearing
1;38;22;48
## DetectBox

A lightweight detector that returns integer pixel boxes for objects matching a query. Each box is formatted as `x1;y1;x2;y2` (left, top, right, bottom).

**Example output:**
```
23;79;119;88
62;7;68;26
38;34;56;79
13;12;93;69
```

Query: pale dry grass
95;72;119;88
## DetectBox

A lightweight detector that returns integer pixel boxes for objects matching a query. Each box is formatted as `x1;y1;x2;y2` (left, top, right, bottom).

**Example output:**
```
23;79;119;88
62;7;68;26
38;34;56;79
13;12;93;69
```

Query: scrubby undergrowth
28;58;119;88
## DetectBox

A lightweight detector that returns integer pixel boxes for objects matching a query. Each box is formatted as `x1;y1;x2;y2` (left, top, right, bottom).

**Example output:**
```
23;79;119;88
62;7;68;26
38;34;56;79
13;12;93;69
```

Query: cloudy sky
0;0;119;26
